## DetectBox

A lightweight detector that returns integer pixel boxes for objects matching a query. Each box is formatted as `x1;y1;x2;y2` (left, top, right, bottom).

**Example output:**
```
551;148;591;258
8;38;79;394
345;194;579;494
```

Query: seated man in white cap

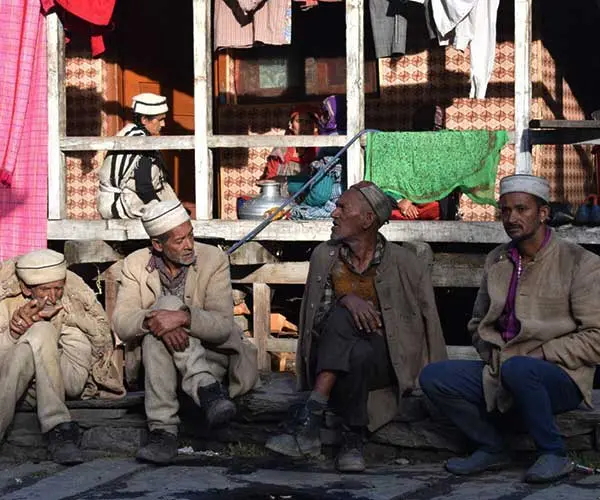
266;181;447;472
0;250;124;465
420;174;600;483
97;92;179;219
112;200;259;464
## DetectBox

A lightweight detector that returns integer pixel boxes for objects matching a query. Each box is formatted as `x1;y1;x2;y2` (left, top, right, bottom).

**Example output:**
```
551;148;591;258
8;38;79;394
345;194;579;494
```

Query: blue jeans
419;357;582;455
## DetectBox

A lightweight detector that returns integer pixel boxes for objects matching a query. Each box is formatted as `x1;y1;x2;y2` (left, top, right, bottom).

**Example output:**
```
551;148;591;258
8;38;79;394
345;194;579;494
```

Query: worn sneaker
47;422;84;466
136;429;178;464
335;430;366;473
524;454;574;483
265;404;322;458
197;382;237;427
446;450;511;476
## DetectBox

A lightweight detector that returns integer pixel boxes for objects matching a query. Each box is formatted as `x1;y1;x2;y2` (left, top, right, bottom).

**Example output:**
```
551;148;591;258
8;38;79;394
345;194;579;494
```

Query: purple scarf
498;228;552;342
318;95;347;136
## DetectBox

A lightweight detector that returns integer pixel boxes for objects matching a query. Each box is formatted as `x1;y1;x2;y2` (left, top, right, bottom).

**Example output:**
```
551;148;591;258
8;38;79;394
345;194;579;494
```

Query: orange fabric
331;260;379;308
390;201;441;221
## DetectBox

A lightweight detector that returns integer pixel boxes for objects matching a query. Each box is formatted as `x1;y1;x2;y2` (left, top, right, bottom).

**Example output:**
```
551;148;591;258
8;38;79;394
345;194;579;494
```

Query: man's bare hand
10;299;46;337
145;309;190;337
161;328;190;353
339;294;382;333
38;303;64;320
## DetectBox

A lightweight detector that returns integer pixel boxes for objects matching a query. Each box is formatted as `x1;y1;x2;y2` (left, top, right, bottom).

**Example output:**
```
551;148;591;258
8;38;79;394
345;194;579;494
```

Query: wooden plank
345;0;365;187
232;254;485;288
251;336;479;362
530;120;600;129
47;13;65;220
47;219;506;243
514;0;532;174
253;283;271;371
193;0;212;219
60;134;348;151
530;129;600;146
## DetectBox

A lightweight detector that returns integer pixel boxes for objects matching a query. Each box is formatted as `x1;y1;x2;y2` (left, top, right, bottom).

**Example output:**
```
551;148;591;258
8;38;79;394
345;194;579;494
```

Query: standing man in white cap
266;181;446;472
0;250;124;465
420;174;600;483
112;200;258;464
97;92;179;219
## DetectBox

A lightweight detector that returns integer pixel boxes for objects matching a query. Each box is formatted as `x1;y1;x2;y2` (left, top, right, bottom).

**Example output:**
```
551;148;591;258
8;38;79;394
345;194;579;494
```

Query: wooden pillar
346;0;365;187
193;0;213;219
47;12;66;220
514;0;532;174
252;283;271;371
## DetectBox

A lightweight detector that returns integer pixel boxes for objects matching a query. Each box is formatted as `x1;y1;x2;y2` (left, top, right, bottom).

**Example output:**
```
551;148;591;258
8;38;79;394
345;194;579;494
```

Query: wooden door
111;0;196;211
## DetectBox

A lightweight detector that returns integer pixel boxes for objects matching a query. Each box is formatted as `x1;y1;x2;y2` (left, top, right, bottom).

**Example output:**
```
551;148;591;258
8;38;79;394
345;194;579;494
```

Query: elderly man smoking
112;201;258;464
266;181;447;472
0;250;124;465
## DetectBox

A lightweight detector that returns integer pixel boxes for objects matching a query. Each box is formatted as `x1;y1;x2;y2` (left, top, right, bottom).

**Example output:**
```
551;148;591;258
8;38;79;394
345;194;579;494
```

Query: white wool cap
499;174;550;203
132;93;168;116
141;200;190;237
16;249;67;286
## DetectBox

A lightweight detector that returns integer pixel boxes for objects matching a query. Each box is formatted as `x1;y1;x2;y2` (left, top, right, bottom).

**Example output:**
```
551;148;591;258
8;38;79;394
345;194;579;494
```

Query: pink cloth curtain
0;0;48;260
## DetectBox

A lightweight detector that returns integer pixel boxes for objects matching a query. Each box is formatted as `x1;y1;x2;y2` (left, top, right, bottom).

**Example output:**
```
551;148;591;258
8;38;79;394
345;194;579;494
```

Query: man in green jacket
420;174;600;483
266;181;447;472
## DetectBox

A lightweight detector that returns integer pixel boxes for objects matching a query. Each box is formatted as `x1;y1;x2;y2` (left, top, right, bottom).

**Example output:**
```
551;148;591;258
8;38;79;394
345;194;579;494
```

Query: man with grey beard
112;201;258;464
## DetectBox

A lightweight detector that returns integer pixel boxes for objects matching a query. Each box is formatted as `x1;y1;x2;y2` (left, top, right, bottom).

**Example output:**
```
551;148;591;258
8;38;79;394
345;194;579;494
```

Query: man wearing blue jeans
420;174;600;483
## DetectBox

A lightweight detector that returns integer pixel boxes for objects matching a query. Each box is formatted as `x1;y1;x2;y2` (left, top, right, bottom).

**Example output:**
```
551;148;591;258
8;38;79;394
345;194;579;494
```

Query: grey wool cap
350;181;393;225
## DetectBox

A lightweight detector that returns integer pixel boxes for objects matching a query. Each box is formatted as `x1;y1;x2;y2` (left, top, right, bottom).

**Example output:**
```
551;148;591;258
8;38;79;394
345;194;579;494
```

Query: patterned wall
65;48;107;219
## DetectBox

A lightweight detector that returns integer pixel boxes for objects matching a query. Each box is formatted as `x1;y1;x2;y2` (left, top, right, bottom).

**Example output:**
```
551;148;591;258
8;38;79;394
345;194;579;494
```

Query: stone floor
1;456;599;500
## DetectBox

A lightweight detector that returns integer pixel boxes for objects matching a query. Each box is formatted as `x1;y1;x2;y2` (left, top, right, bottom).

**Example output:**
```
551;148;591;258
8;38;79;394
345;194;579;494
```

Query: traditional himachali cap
141;200;190;237
499;174;550;203
16;249;67;286
350;181;393;225
132;93;168;116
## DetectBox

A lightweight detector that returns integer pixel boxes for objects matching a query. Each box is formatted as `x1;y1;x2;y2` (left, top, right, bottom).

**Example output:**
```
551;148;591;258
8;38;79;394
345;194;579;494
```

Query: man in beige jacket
420;174;600;483
0;250;124;465
112;200;258;464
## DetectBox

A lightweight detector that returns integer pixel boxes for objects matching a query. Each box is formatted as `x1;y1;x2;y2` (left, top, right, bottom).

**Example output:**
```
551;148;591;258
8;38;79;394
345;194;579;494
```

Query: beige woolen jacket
469;232;600;413
111;243;258;398
0;260;125;400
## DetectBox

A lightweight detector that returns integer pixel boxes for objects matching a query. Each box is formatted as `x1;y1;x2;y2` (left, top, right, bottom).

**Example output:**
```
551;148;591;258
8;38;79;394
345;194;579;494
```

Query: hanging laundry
369;0;408;59
425;0;500;98
214;0;292;49
365;130;509;205
41;0;116;56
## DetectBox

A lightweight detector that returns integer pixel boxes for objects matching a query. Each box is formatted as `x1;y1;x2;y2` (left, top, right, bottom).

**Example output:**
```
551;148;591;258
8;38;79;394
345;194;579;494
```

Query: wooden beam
530;120;600;129
232;254;486;288
253;283;271;371
248;336;479;362
60;134;349;151
193;0;212;219
514;0;532;174
530;129;600;146
345;0;365;187
47;13;66;220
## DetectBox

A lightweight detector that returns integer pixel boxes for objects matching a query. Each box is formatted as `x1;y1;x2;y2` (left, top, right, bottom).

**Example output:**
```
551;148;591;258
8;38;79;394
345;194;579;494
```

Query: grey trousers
143;296;228;435
0;322;92;439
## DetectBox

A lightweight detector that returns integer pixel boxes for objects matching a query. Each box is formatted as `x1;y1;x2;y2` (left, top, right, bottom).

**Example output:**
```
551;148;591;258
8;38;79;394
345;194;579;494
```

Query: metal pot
238;180;288;220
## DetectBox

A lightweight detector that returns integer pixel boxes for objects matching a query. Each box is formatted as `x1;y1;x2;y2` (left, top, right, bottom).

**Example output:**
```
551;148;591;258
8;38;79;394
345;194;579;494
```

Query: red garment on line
390;202;441;221
41;0;116;56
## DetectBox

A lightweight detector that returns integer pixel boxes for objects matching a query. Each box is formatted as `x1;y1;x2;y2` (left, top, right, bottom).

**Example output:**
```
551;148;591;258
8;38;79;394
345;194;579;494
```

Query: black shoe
265;403;323;458
335;429;366;472
47;422;84;466
136;429;178;464
197;382;237;427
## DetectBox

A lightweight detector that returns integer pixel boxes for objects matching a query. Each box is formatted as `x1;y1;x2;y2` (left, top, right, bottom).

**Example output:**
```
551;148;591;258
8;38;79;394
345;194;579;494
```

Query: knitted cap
16;250;67;286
